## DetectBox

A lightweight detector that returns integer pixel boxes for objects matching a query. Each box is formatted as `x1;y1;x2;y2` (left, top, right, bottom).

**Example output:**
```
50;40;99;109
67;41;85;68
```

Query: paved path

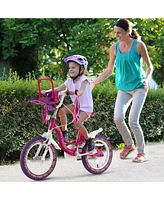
0;142;164;182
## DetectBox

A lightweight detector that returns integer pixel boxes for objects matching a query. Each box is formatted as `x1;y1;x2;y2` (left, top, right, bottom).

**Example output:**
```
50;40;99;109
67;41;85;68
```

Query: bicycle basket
29;91;61;123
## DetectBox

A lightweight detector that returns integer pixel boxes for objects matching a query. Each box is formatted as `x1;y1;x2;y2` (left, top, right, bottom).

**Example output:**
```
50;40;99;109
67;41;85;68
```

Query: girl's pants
114;89;147;154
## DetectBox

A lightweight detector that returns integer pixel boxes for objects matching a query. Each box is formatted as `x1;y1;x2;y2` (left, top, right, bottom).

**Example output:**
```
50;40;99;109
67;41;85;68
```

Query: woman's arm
90;44;116;89
137;41;153;89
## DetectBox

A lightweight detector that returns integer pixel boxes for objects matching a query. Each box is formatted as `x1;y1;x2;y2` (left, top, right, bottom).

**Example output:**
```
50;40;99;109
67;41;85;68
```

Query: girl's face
68;62;83;78
114;26;130;41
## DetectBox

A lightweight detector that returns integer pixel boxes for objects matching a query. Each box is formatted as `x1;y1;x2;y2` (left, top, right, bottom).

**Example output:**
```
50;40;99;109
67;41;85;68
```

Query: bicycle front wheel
20;136;57;180
82;135;113;174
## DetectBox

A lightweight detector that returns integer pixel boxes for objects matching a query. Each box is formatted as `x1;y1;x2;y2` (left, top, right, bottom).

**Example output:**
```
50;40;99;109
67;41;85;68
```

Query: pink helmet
64;55;88;70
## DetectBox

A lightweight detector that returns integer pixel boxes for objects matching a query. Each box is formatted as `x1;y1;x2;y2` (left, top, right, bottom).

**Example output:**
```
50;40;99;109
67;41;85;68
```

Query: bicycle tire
20;136;57;180
81;135;113;174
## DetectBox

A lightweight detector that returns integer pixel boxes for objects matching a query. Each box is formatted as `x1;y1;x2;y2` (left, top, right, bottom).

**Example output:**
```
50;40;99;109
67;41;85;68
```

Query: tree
68;18;164;86
0;18;81;78
68;18;117;75
0;18;164;86
130;18;164;87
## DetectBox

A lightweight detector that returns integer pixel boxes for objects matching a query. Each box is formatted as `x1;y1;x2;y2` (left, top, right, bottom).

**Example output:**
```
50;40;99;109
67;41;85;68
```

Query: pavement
0;142;164;182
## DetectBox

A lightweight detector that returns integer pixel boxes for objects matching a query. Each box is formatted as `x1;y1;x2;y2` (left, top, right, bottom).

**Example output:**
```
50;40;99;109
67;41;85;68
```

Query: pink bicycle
20;77;113;180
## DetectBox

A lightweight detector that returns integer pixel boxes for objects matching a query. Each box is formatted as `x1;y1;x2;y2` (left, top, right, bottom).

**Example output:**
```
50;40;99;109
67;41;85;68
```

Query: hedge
0;75;163;163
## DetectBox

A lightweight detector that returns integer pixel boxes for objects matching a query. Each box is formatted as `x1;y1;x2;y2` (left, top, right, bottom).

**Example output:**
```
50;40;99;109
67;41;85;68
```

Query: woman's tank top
115;39;145;91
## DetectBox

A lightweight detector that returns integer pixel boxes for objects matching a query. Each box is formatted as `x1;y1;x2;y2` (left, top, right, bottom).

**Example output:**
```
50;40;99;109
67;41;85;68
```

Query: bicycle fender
89;128;103;138
42;132;61;150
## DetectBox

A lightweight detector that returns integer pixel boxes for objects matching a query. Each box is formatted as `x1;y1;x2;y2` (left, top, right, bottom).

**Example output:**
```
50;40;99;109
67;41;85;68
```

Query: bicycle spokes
81;135;113;174
20;137;57;180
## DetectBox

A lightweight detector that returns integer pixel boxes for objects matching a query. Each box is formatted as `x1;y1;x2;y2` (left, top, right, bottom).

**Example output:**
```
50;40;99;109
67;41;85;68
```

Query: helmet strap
70;73;82;82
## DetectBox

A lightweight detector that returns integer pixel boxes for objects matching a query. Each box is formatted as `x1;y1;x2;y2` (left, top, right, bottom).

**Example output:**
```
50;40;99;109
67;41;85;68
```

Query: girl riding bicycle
41;55;95;153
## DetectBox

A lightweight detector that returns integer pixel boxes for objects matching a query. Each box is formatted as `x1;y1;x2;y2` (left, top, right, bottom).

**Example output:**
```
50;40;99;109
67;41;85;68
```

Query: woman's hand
142;78;149;92
90;81;96;91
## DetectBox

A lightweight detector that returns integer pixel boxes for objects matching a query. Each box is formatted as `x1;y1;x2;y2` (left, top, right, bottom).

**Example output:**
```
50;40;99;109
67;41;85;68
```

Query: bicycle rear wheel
20;136;57;180
81;135;113;174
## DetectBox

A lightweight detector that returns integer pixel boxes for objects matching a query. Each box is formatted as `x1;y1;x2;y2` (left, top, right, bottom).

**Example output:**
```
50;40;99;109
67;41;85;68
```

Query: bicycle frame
33;77;104;158
20;77;113;180
42;116;103;157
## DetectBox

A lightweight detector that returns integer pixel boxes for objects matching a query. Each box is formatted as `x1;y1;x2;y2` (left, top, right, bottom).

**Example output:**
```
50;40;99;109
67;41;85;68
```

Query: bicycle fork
42;130;61;150
32;130;61;161
33;143;50;161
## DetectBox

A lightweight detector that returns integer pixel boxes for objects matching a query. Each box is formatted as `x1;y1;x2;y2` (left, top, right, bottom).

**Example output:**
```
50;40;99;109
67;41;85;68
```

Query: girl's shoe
86;138;95;153
62;130;69;140
120;145;135;159
132;153;147;163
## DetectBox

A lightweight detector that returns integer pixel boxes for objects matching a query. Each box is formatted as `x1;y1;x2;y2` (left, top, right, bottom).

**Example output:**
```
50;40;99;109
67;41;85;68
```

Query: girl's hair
114;18;139;39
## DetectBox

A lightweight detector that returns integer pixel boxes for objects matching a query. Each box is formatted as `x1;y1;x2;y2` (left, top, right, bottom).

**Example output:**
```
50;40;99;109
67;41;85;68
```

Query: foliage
68;18;117;75
0;18;92;79
0;73;163;163
130;18;164;87
0;72;61;163
152;67;164;88
0;18;164;86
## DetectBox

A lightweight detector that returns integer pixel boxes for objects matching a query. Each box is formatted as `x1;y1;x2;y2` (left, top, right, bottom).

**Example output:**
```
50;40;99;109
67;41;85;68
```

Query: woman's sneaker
86;138;95;154
132;153;147;163
120;144;135;159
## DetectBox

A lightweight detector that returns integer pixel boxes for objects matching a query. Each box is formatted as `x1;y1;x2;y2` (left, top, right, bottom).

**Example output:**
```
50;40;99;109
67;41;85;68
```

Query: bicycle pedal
77;156;82;161
77;155;93;160
88;149;97;155
76;149;97;157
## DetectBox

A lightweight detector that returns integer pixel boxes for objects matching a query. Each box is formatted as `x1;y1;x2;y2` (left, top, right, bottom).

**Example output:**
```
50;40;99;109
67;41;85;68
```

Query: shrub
0;74;163;163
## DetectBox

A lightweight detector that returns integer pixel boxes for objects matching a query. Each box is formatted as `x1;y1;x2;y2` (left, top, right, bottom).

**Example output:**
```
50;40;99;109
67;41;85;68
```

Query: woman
91;18;153;162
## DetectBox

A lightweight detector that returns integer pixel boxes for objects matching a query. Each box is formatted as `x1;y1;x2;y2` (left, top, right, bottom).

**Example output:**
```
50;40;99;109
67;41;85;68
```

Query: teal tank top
115;39;145;91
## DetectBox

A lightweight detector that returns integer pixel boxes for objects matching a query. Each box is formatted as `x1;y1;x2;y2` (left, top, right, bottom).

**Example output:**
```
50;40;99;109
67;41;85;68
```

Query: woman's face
114;26;130;41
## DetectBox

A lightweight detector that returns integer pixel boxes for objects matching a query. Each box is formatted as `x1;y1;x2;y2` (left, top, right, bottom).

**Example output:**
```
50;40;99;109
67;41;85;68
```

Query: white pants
114;89;147;154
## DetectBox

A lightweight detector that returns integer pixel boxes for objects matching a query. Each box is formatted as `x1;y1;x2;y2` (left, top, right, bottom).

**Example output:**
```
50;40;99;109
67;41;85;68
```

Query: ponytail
129;29;139;39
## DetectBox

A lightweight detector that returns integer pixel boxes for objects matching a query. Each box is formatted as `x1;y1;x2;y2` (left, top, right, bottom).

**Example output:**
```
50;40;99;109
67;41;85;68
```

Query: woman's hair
114;18;139;39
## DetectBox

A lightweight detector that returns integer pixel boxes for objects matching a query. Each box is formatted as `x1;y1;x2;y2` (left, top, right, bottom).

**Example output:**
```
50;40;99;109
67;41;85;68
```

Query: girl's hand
41;90;47;95
69;90;80;96
69;91;75;95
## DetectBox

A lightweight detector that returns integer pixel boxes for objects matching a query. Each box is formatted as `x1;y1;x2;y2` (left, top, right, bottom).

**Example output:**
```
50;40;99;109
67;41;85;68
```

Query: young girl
42;55;95;153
